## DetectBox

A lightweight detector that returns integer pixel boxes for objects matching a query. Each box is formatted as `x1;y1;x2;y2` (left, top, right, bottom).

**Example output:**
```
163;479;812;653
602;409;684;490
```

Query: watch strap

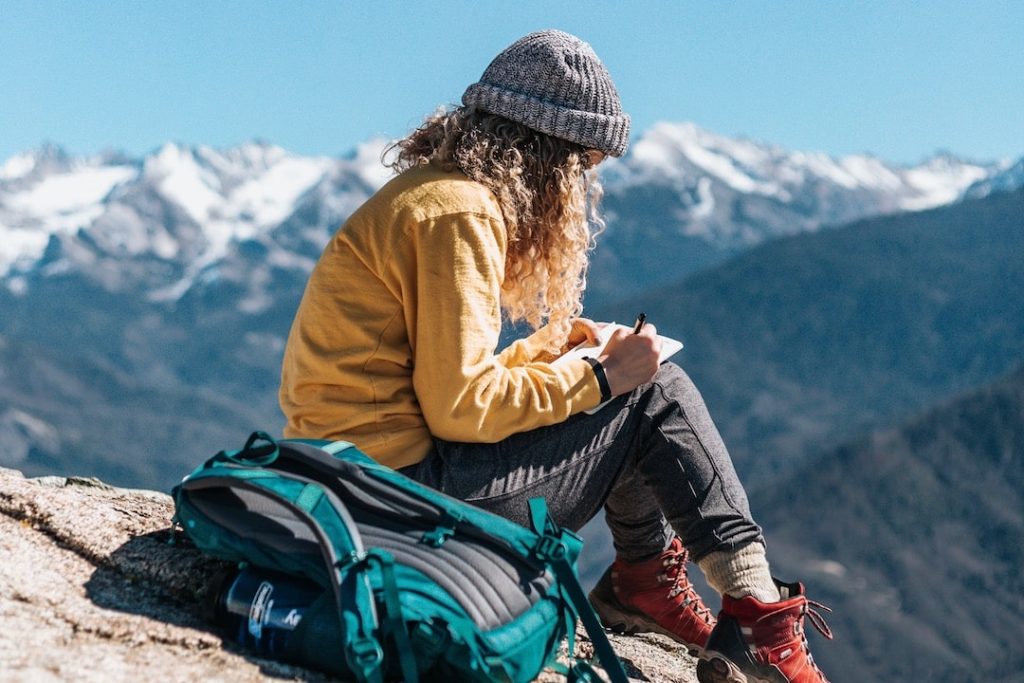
582;357;612;402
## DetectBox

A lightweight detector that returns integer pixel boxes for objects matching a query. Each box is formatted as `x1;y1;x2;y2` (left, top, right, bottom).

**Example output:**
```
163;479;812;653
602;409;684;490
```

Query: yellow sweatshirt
279;163;602;469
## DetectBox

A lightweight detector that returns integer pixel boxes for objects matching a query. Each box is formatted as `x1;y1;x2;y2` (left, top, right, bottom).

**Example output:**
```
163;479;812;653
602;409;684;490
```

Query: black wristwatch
583;357;612;402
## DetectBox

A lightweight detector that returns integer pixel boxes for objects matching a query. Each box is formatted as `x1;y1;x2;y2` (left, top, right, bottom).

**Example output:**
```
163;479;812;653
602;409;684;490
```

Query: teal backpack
172;432;628;683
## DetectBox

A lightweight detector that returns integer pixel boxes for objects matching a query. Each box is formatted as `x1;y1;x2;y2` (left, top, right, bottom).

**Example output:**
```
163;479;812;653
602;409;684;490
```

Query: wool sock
698;541;781;603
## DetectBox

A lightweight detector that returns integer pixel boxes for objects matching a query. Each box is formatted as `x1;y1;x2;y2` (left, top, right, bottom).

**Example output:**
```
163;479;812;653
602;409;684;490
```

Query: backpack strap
528;498;629;683
356;550;419;683
178;432;389;683
213;430;280;466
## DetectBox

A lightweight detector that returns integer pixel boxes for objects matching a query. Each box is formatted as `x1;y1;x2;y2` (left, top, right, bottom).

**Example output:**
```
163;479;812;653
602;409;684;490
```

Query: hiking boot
588;537;715;656
696;579;833;683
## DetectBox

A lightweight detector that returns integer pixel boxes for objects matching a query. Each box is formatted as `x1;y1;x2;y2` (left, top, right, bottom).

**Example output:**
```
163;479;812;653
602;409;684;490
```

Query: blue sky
2;1;1022;165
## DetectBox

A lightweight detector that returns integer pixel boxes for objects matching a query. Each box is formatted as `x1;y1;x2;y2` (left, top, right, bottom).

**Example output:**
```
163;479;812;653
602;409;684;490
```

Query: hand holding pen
633;312;647;334
597;311;661;397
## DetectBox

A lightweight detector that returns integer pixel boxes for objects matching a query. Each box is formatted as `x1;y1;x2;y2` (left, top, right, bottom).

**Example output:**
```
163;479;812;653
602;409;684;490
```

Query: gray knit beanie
462;30;631;157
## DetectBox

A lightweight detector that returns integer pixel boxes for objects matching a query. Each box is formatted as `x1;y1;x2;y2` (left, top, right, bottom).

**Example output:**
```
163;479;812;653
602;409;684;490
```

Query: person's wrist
583;357;612;402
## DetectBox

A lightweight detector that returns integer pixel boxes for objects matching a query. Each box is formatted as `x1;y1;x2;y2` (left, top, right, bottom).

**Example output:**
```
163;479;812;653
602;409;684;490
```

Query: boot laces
661;547;714;624
798;599;834;682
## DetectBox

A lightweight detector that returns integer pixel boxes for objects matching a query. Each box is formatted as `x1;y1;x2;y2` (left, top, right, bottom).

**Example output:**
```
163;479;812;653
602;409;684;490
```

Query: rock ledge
0;468;696;682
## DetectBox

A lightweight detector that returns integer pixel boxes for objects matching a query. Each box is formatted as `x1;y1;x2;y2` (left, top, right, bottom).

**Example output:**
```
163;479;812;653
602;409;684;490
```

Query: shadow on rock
86;529;333;681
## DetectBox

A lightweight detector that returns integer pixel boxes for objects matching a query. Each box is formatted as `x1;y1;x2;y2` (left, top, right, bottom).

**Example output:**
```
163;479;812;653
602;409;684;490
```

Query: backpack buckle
421;526;455;547
533;535;568;562
336;550;368;570
568;661;602;682
420;511;461;547
346;636;384;672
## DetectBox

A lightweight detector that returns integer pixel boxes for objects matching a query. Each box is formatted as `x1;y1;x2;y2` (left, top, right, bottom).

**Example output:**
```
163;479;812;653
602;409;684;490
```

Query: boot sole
696;652;749;683
696;651;782;683
589;587;705;658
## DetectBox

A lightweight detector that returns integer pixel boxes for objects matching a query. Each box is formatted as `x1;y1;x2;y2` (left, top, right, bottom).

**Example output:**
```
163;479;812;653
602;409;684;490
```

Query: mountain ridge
2;122;1015;305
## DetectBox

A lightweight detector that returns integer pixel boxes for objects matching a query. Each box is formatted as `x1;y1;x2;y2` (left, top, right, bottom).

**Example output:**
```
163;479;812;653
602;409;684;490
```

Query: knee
651;362;701;397
644;362;713;414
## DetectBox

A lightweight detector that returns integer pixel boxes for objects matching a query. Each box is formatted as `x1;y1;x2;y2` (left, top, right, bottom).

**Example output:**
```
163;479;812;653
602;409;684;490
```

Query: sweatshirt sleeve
408;211;603;443
495;324;561;367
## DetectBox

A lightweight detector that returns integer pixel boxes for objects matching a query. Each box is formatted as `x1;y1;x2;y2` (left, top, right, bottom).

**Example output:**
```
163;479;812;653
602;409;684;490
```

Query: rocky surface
0;468;697;682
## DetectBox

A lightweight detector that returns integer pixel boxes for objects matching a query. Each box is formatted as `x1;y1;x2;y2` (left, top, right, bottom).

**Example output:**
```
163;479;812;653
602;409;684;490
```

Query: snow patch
349;137;394;190
691;177;715;219
6;276;27;295
144;143;222;224
0;228;52;277
147;276;194;303
838;156;903;192
0;152;37;180
900;160;990;210
40;259;73;277
684;140;769;194
7;165;135;218
228;155;333;228
793;152;859;189
631;122;786;198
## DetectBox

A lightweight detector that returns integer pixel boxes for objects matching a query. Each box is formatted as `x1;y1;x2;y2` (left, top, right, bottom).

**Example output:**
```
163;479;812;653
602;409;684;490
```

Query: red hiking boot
696;579;833;683
588;537;715;656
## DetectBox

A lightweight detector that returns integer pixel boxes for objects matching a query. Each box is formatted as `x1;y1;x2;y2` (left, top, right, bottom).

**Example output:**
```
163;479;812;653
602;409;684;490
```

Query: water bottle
211;566;324;658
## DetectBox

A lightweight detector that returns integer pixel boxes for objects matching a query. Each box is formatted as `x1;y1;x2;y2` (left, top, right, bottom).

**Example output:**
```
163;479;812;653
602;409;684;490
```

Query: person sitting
280;29;832;683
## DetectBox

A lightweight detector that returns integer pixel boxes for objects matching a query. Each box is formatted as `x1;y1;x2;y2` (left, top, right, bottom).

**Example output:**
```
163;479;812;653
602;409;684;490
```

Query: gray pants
400;363;763;562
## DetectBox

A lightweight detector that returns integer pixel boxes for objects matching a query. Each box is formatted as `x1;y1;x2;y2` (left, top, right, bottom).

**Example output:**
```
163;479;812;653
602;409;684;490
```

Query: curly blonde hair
386;107;605;353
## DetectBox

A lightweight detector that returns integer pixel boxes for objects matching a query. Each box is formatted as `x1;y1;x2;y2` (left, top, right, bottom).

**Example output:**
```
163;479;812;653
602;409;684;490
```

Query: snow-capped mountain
617;124;995;210
1;123;1021;498
0;123;1017;305
0;138;391;298
592;122;1010;300
964;157;1024;199
600;122;1003;248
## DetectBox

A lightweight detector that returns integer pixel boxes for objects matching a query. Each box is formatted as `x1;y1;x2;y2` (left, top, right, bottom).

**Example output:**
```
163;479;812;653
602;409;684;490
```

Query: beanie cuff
463;82;631;158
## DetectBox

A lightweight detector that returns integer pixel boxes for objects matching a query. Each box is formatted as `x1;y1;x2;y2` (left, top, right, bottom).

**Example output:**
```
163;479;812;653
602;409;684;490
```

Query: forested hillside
756;364;1024;682
595;188;1024;480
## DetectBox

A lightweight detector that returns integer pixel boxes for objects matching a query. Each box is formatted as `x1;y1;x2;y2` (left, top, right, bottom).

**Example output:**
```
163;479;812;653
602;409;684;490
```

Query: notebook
553;322;683;413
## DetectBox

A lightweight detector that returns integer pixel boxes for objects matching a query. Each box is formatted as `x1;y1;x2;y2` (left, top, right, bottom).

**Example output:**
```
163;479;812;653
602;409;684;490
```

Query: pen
632;312;647;334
